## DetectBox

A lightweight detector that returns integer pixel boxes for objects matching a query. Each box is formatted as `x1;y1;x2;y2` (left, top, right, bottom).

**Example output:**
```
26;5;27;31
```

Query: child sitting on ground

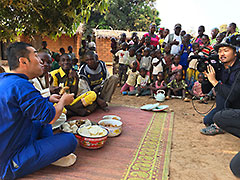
185;43;203;90
152;49;166;82
128;68;151;97
115;42;129;86
166;71;189;101
189;73;206;99
150;72;167;98
169;54;182;81
120;61;139;95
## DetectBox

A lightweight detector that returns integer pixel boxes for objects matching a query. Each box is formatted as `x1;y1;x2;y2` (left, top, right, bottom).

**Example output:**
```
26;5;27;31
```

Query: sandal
165;96;170;100
200;124;224;135
183;98;190;102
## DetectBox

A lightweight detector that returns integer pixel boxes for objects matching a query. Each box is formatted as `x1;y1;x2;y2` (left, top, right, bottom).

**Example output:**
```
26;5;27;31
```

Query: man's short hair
230;23;237;29
7;42;32;70
85;51;97;61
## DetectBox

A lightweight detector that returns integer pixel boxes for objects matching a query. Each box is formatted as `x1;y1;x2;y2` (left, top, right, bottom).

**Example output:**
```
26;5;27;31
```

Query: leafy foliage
0;0;109;41
84;0;161;35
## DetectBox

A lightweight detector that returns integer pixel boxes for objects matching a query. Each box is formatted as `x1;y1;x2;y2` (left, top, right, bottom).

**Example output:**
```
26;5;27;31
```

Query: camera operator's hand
204;65;218;87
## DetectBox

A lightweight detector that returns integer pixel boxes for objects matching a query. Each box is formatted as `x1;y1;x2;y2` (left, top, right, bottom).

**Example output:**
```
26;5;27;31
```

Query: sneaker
52;153;77;167
200;124;225;135
183;98;190;102
135;93;140;97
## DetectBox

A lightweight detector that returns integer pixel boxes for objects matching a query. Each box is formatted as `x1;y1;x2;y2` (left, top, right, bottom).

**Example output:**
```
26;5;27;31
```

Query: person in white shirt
31;52;66;129
152;49;166;82
164;23;182;55
115;42;129;86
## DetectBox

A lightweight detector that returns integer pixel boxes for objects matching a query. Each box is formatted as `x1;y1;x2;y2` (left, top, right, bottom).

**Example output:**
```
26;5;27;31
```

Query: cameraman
200;39;240;135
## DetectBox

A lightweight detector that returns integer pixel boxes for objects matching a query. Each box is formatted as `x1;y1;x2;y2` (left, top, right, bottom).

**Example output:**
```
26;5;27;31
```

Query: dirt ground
111;87;240;180
2;64;240;179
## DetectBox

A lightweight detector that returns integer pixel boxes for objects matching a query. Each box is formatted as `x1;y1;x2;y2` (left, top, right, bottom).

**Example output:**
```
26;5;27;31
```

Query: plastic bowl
98;119;122;137
75;126;109;149
102;115;121;121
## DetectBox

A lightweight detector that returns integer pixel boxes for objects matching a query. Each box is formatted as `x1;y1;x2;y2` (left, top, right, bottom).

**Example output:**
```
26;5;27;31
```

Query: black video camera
189;54;221;73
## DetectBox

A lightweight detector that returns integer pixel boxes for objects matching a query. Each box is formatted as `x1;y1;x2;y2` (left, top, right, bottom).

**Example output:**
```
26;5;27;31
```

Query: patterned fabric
185;68;200;90
202;45;214;58
167;79;187;89
155;80;165;89
126;69;139;87
115;50;129;65
79;60;108;90
192;36;204;46
136;75;150;88
144;33;160;47
50;67;77;87
192;81;206;97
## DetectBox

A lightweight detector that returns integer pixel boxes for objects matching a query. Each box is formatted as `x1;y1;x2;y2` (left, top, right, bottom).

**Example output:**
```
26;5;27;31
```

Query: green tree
0;0;109;41
84;0;160;34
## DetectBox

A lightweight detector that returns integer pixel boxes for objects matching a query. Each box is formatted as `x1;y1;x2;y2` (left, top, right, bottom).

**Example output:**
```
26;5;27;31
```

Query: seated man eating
78;51;118;111
31;52;66;129
50;53;97;116
0;42;77;179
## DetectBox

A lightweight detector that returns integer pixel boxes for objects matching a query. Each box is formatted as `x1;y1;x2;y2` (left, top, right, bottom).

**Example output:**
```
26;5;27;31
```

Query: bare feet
52;153;77;167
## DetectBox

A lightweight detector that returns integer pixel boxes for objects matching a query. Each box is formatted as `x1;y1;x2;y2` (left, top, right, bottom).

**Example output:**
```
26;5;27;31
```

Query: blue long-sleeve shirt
0;73;55;178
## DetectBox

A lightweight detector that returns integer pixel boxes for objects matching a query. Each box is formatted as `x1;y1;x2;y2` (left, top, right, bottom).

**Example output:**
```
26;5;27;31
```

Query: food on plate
78;125;108;138
99;122;118;127
61;119;92;134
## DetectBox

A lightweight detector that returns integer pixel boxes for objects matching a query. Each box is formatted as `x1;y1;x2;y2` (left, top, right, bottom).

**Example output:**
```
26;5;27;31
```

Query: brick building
94;29;146;63
0;28;146;64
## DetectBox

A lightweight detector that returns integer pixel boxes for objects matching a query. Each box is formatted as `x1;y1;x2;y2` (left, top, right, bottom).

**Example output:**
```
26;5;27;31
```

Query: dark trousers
118;64;128;85
203;93;228;126
213;109;240;178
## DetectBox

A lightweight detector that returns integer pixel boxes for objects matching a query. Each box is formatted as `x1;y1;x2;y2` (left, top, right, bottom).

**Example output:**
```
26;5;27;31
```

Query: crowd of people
1;21;240;179
109;22;240;178
109;23;238;102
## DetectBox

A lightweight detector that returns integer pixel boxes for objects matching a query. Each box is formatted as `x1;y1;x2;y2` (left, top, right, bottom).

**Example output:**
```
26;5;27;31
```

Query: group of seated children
117;40;210;102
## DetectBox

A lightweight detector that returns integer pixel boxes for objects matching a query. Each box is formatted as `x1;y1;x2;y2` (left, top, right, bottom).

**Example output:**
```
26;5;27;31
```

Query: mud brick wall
20;34;82;59
96;38;112;62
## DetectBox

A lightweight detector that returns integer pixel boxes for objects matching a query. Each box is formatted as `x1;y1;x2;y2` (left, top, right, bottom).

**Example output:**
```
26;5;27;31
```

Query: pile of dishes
61;119;92;134
140;103;169;112
61;115;123;149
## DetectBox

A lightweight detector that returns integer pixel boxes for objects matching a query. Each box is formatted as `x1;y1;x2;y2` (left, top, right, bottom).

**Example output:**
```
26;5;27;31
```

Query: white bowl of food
102;115;121;121
98;119;122;137
76;125;109;149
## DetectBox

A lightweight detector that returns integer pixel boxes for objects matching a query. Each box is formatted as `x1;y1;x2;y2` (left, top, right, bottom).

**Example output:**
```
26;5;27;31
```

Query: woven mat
21;106;174;180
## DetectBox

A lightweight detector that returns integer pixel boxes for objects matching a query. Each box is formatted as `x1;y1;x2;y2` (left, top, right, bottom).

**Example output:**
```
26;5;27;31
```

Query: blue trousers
4;121;77;179
203;93;227;126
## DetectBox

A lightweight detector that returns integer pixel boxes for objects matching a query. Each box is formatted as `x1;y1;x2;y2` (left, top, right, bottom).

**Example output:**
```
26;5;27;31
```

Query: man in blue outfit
0;42;78;180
